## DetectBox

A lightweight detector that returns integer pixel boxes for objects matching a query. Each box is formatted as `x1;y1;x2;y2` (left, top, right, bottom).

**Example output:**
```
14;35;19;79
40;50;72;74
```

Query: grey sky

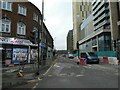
28;0;73;50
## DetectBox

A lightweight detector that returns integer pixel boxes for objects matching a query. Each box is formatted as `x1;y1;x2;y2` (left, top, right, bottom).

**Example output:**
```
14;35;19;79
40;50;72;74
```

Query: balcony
94;13;106;26
92;0;97;5
93;7;106;20
92;0;101;11
93;2;105;16
94;20;108;30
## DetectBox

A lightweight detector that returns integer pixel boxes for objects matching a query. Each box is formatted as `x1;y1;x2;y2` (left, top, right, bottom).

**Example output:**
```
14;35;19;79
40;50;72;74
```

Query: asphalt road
13;55;119;89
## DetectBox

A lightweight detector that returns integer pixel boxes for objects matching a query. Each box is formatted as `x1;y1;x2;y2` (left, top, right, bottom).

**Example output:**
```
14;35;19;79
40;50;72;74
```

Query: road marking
43;59;57;76
32;58;57;89
48;75;52;77
6;69;18;73
76;75;84;77
27;78;41;83
60;73;67;76
32;83;38;89
54;63;60;67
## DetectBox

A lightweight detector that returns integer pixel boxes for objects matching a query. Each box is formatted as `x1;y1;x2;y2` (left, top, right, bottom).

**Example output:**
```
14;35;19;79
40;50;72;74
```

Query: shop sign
13;38;32;45
0;37;33;45
0;37;11;44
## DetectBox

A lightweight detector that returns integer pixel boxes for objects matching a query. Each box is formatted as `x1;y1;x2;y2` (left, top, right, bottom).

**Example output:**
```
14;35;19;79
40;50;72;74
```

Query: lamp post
41;0;44;66
77;41;79;58
36;0;44;75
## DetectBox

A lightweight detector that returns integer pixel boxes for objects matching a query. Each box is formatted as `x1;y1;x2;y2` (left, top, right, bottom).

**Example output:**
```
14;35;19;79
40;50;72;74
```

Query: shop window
0;1;12;11
18;4;27;16
6;48;12;59
17;22;26;35
0;19;11;33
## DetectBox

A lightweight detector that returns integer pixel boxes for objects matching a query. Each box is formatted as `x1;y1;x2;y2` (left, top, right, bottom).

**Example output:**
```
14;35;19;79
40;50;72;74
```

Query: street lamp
76;41;79;58
36;0;44;75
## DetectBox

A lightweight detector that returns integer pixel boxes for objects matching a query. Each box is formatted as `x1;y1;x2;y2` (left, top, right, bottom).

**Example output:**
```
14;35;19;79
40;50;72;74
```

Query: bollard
103;56;109;64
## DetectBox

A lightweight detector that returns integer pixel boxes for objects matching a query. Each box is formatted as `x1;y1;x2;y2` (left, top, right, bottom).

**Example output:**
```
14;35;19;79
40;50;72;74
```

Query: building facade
0;1;53;65
67;30;73;53
72;0;92;50
78;0;120;52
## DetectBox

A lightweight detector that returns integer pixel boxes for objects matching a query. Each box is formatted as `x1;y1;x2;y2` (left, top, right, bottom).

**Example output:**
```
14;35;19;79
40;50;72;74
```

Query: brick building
0;1;53;65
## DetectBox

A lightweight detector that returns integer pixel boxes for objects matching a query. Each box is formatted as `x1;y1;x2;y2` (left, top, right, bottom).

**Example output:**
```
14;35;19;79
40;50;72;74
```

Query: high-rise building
67;30;73;53
72;0;92;50
78;0;120;52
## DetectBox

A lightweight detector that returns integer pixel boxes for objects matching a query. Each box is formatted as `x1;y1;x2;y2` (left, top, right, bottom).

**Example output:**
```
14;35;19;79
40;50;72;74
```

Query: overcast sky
28;0;73;50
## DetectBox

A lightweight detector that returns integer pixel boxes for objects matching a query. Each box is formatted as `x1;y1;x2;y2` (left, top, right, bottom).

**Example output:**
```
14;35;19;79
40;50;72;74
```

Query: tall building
67;30;73;53
117;1;120;40
92;0;112;51
78;0;120;52
72;0;92;50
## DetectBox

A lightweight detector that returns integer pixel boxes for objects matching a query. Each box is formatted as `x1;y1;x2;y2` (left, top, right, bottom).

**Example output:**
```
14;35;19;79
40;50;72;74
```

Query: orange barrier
80;58;87;65
103;56;109;64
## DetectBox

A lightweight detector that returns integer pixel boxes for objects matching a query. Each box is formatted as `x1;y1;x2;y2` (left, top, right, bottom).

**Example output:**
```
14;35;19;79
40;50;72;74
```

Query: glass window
33;13;38;22
0;1;1;8
1;1;12;11
3;2;6;9
0;19;11;33
88;52;97;56
2;24;5;31
98;35;104;51
33;27;38;38
17;22;26;35
7;2;11;10
18;5;27;16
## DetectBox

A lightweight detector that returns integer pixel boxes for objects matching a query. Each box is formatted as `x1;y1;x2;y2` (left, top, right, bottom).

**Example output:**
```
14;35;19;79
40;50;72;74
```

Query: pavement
1;56;57;89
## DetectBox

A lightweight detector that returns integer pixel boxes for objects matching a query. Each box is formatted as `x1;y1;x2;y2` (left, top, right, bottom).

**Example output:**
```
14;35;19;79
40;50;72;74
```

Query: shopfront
30;46;38;63
0;37;37;65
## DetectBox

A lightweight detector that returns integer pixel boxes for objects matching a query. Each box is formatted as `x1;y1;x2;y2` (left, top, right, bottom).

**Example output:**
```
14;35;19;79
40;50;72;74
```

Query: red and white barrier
103;56;109;64
99;56;118;65
79;58;87;65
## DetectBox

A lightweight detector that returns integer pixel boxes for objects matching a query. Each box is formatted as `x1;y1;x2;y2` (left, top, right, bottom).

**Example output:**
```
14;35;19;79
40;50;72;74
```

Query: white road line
32;83;38;89
43;59;57;76
43;64;53;76
32;59;57;89
76;75;84;77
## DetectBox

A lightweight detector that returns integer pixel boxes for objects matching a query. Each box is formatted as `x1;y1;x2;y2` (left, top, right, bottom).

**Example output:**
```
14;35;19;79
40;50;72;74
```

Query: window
18;5;27;16
33;13;38;22
80;5;82;11
33;27;38;38
17;22;26;35
0;1;12;11
0;19;11;33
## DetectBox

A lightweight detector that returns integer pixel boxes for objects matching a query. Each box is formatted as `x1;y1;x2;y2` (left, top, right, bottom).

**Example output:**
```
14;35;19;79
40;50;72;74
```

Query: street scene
2;55;119;89
0;0;120;89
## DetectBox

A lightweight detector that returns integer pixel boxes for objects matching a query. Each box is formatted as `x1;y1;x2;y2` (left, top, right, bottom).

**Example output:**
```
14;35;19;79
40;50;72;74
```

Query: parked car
80;52;99;64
